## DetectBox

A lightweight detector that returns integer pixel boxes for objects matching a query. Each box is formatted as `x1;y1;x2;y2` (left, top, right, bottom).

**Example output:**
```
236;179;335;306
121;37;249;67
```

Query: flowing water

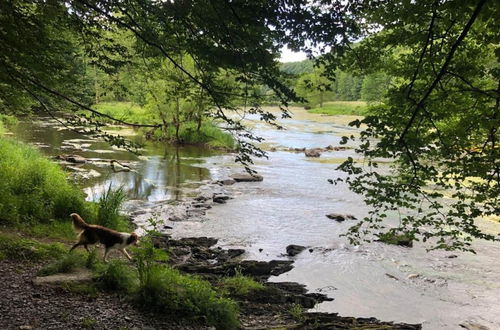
10;109;500;329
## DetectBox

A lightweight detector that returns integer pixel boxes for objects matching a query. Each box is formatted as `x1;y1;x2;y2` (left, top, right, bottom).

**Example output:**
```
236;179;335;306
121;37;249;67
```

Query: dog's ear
131;232;139;244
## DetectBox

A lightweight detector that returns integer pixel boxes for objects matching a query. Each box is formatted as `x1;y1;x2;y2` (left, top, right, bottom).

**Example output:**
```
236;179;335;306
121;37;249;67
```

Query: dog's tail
70;213;89;232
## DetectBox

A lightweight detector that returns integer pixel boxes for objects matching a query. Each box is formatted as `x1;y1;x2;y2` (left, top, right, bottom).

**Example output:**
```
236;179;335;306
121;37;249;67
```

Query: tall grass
0;137;88;225
95;185;129;231
219;269;264;296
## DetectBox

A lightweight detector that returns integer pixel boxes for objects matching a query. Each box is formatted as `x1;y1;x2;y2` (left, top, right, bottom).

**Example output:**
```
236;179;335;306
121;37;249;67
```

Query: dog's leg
84;244;90;253
120;248;132;261
103;248;110;263
69;243;81;252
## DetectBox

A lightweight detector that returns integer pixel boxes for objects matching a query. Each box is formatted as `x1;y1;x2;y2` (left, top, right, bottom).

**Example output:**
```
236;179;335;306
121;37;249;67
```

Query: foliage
0;137;88;225
219;270;264;296
334;0;499;251
308;101;368;116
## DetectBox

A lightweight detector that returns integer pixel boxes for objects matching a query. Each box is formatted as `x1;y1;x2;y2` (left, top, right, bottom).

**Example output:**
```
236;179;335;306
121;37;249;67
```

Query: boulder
304;149;321;157
286;244;306;257
232;174;264;182
326;213;357;222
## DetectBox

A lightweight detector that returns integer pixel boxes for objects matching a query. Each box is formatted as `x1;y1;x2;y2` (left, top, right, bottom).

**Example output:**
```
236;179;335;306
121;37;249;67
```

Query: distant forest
280;59;390;107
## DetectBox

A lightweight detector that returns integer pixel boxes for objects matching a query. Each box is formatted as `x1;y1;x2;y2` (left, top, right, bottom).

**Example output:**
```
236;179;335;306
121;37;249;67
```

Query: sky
279;46;308;63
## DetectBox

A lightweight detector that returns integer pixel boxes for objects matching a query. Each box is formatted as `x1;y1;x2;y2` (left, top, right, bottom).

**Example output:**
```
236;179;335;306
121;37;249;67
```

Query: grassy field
308;101;369;116
94;102;153;124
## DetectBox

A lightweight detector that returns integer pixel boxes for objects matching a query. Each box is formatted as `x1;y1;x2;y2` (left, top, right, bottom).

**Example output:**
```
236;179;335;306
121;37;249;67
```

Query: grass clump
0;233;67;261
289;303;305;322
0;137;89;225
377;229;414;247
38;251;87;276
219;270;264;296
308;101;368;116
137;264;239;329
94;260;138;293
95;185;129;231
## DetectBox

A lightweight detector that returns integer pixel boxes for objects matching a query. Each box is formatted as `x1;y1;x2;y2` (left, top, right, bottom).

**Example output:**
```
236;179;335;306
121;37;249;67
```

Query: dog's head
127;232;139;246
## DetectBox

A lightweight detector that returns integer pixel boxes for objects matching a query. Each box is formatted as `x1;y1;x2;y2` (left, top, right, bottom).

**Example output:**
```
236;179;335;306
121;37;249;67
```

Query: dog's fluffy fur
69;213;138;262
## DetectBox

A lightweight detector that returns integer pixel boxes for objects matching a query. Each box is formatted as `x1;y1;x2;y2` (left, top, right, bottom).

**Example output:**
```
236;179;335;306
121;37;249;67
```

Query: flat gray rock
231;174;263;182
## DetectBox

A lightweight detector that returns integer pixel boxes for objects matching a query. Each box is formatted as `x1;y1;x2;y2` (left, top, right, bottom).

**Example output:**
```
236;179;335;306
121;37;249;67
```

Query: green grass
219;270;264;296
136;264;239;329
38;251;87;276
0;136;90;225
308;101;369;116
93;102;153;124
0;232;67;261
94;260;138;293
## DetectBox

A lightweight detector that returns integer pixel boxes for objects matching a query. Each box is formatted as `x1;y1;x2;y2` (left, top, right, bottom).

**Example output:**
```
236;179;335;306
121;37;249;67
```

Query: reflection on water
11;118;216;202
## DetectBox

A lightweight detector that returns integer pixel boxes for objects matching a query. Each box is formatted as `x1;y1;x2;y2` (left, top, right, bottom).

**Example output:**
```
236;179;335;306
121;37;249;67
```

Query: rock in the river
55;154;87;164
213;194;231;204
304;148;321;157
232;173;264;182
217;178;236;185
286;244;306;257
459;321;490;330
326;213;357;222
169;237;218;248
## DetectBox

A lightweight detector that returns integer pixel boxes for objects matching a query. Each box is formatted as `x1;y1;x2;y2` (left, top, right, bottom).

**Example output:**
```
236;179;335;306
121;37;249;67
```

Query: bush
0;137;88;225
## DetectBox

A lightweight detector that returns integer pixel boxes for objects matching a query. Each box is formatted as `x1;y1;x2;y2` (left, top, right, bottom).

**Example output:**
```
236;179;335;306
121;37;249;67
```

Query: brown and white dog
69;213;138;262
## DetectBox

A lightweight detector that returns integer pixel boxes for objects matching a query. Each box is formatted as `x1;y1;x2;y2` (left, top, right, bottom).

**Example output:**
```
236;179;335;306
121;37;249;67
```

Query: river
11;108;500;329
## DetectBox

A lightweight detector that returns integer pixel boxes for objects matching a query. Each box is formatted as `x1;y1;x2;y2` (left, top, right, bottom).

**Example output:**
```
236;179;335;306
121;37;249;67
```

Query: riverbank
0;231;421;330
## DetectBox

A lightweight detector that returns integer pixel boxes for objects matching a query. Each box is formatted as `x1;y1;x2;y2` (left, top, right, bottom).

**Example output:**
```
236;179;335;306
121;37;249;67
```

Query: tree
332;0;499;251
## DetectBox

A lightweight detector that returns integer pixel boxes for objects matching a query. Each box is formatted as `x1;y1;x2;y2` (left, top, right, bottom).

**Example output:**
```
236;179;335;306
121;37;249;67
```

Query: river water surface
11;108;500;329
